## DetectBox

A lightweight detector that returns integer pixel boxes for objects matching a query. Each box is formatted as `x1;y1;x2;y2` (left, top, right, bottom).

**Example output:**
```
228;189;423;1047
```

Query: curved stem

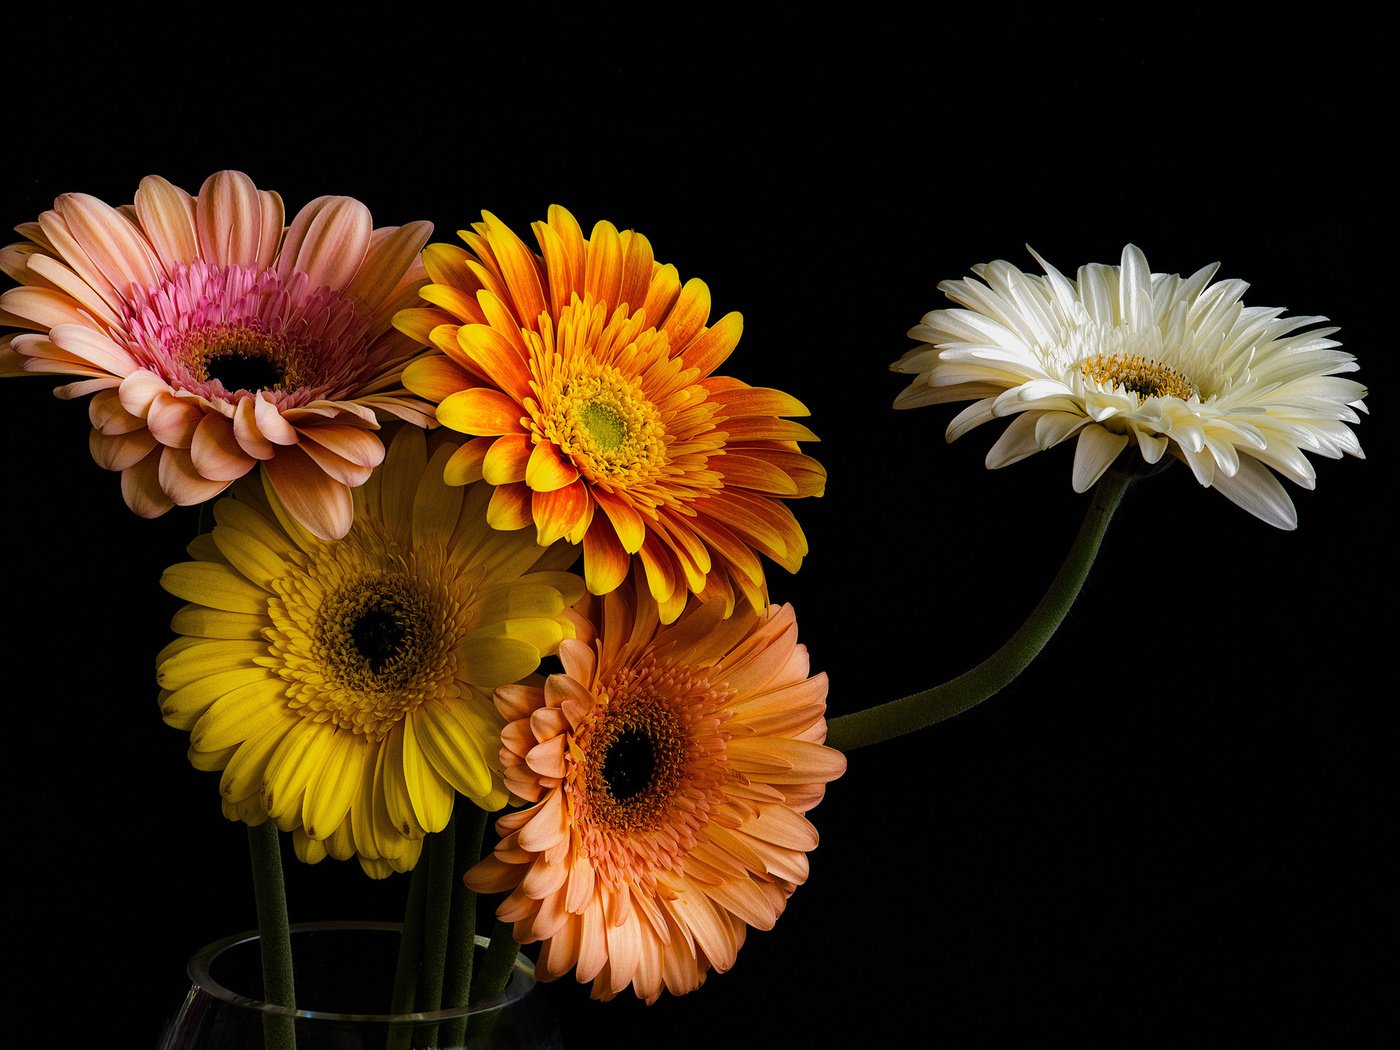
826;472;1131;752
247;821;296;1050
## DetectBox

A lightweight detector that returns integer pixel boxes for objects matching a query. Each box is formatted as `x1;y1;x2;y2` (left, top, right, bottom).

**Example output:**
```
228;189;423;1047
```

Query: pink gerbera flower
0;171;435;539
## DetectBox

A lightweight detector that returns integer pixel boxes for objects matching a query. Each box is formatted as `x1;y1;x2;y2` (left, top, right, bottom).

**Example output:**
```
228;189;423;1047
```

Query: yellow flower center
1079;351;1197;402
543;367;667;483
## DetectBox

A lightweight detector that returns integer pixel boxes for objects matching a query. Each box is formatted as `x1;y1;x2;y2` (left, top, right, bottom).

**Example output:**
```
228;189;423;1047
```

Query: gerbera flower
464;575;846;1002
891;245;1366;528
0;170;436;540
394;205;825;622
156;425;583;877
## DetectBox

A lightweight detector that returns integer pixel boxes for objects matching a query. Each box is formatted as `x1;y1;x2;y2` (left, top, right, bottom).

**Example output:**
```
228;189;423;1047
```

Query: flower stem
415;818;458;1049
246;821;296;1050
826;472;1131;752
440;803;488;1047
389;857;428;1036
467;920;525;1044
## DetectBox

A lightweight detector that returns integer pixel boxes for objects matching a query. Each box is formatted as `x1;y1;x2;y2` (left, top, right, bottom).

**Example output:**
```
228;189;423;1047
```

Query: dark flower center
351;601;411;674
602;728;655;802
204;348;287;393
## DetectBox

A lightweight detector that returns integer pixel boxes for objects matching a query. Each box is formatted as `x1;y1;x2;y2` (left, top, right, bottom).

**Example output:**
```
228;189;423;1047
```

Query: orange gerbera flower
394;206;825;622
0;171;434;539
465;575;846;1002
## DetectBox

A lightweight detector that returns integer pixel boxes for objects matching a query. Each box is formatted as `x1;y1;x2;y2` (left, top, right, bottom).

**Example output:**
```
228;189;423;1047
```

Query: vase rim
187;919;536;1023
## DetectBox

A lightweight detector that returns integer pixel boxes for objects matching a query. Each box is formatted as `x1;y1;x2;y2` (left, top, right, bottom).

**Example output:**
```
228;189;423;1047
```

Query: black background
3;11;1391;1046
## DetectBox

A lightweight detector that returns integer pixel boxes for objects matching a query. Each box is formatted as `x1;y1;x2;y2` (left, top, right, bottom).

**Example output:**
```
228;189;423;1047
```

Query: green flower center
581;400;628;451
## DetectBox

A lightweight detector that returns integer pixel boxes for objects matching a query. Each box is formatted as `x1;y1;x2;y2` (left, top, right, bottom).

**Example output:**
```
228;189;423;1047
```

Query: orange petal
482;432;532;485
532;480;592;546
486;482;533;531
437;387;527;437
582;516;631;595
524;440;579;493
403;355;477;403
443;437;492;486
682;311;743;377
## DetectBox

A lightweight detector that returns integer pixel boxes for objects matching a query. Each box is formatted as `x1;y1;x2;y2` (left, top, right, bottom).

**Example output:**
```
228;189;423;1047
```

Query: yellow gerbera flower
156;425;583;877
465;574;846;1002
394;205;825;623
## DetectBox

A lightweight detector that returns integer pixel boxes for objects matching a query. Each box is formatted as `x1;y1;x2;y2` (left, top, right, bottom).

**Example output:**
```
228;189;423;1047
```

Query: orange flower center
570;657;735;887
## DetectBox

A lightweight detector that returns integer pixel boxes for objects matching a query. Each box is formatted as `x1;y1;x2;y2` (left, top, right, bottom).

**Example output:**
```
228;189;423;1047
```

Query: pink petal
54;191;163;296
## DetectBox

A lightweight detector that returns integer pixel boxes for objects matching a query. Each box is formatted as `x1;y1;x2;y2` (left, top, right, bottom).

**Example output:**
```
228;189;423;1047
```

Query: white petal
1071;425;1129;492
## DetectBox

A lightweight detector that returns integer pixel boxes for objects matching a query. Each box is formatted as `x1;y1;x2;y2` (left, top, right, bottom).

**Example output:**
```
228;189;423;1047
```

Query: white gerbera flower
891;245;1366;528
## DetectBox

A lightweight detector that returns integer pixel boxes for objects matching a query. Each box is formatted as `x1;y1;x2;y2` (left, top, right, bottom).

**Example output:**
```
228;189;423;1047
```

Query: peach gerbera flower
394;206;825;623
0;171;436;539
465;575;846;1002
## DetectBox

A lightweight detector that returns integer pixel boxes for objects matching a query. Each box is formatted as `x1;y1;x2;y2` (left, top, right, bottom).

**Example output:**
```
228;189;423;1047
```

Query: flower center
583;693;686;832
122;260;374;405
176;321;307;394
544;367;667;482
1079;351;1197;402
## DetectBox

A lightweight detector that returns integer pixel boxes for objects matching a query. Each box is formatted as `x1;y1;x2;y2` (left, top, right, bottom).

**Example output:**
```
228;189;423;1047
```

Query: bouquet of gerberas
0;171;1367;1049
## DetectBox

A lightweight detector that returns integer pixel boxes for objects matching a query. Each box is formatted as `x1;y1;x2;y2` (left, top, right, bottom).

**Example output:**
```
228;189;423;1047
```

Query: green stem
472;919;521;1003
389;857;428;1029
441;803;488;1047
467;920;525;1044
413;819;457;1050
826;471;1131;752
247;821;296;1050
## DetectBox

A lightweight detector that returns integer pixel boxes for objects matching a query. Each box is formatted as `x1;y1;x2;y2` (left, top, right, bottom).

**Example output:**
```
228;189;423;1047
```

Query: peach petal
282;195;372;293
54;191;163;294
1;284;100;332
191;414;257;481
89;427;157;471
345;221;433;312
232;397;278;460
262;447;355;540
48;323;137;378
134;175;198;271
146;392;203;448
195;171;269;270
118;369;175;417
253;393;299;445
89;388;145;435
158;446;233;506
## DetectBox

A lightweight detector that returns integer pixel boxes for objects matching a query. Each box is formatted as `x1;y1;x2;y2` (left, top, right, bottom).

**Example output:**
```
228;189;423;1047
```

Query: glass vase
160;920;561;1049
